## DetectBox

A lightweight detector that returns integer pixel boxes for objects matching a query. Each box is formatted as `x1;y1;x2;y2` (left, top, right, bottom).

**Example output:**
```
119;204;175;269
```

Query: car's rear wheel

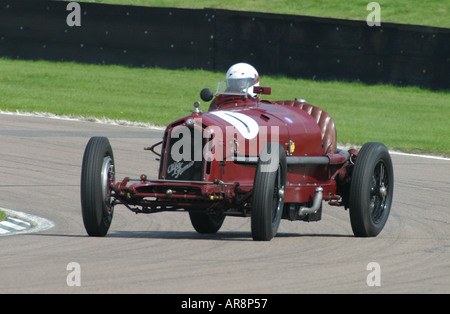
189;211;225;234
349;142;394;237
251;143;287;241
81;137;115;237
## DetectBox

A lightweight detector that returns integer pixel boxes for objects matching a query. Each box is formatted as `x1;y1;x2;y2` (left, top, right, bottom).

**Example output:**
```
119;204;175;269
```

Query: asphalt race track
0;113;449;294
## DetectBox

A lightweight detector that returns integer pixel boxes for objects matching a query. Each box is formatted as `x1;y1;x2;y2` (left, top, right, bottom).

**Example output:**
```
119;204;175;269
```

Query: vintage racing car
81;63;394;241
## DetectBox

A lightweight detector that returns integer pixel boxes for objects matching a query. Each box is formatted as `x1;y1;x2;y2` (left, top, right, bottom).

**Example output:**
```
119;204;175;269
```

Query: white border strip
0;109;165;130
0;208;55;236
332;144;450;161
0;220;28;231
389;151;450;161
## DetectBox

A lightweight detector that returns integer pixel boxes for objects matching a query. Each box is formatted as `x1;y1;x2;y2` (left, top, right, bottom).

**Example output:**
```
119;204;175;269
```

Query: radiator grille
165;127;205;181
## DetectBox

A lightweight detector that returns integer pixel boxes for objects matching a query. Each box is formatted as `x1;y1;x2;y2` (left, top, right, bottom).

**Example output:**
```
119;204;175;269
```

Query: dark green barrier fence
0;0;448;89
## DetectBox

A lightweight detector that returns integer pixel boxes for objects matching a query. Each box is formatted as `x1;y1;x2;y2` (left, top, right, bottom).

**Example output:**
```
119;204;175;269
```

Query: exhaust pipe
298;187;323;216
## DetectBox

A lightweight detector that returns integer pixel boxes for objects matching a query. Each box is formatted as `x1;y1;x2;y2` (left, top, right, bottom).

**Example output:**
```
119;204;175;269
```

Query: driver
225;62;260;97
209;63;260;111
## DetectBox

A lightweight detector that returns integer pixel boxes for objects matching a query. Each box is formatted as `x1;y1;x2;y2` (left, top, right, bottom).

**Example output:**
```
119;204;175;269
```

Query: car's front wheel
349;142;394;237
251;143;287;241
81;136;115;237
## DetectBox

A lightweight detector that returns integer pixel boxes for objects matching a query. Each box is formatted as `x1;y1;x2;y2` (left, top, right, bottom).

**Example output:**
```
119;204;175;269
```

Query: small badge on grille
167;161;195;179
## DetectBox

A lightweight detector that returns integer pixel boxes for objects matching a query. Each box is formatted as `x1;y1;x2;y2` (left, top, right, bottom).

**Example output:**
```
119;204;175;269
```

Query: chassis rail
110;149;354;214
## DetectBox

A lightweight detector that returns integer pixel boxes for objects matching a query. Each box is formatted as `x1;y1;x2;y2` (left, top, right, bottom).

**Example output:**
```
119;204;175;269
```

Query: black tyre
81;137;115;237
189;211;225;234
251;143;287;241
349;142;394;237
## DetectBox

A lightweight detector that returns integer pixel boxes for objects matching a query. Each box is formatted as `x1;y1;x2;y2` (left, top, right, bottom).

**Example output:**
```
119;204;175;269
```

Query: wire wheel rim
370;160;390;224
271;167;285;222
101;156;115;213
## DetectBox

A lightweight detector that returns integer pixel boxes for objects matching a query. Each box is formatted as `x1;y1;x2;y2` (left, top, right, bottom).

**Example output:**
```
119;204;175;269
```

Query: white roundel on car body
210;111;259;140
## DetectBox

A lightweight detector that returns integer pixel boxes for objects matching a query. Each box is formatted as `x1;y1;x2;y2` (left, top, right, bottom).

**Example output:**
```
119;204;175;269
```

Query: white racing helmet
225;63;260;97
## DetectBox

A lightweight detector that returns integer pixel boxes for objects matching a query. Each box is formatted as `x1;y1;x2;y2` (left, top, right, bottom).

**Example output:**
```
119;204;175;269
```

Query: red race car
81;63;394;241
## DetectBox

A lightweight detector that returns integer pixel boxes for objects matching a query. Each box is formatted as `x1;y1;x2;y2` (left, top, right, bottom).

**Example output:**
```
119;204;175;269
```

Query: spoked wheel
251;143;287;241
189;211;225;234
349;142;394;237
81;137;115;237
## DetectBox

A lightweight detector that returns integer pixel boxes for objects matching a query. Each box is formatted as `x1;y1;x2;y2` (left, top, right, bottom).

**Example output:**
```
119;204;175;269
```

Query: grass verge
0;58;449;156
0;209;6;222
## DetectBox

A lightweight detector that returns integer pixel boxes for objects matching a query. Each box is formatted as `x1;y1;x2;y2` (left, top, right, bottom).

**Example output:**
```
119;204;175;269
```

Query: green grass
0;58;449;156
0;210;6;222
75;0;450;28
